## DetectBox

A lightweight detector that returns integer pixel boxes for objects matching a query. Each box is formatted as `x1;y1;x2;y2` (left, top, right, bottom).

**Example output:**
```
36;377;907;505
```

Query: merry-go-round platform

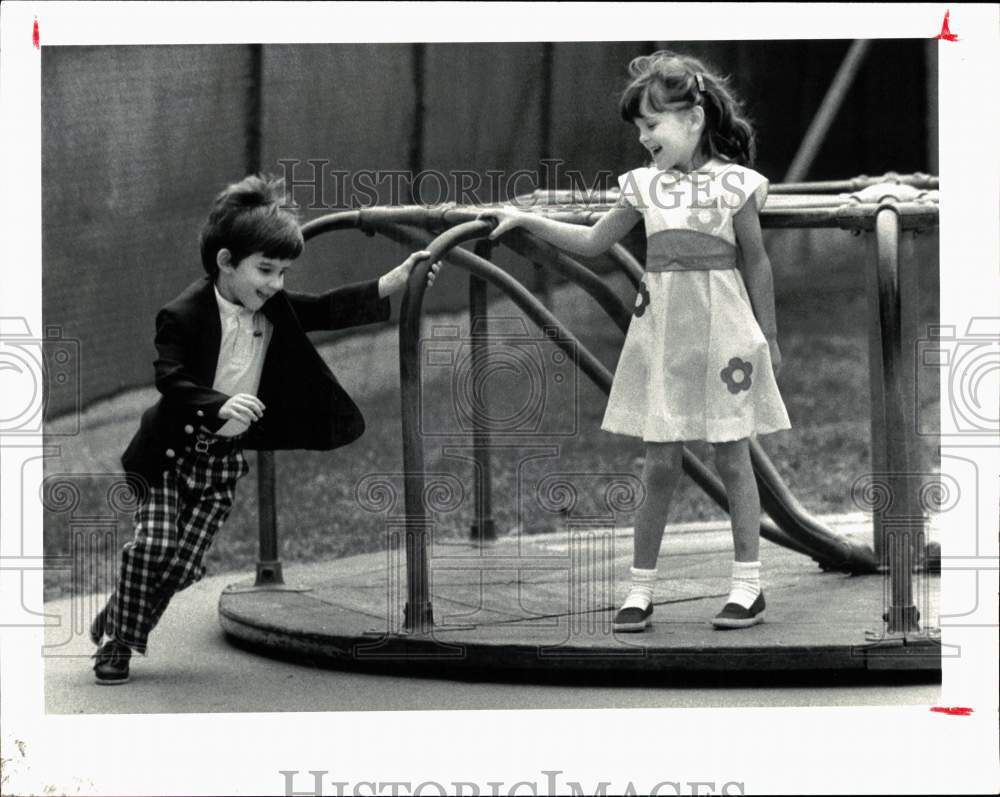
218;513;941;681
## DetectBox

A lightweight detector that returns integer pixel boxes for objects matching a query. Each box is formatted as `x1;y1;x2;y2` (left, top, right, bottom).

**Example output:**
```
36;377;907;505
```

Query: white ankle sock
622;566;658;610
727;560;761;609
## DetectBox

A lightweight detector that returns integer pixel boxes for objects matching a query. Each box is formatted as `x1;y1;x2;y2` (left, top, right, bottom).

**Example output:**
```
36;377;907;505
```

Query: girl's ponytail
698;73;756;167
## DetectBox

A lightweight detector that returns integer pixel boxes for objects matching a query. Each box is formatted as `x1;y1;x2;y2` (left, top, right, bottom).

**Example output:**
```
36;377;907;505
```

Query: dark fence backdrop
42;40;935;416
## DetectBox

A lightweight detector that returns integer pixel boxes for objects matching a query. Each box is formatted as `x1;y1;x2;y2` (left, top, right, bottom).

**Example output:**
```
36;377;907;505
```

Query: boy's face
216;251;295;311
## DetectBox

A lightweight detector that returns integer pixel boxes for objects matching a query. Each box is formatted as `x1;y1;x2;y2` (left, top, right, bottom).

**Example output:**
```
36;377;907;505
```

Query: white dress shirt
211;286;273;436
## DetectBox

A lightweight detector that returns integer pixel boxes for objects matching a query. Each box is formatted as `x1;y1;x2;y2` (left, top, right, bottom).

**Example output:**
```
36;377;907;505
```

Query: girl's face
216;250;295;311
634;93;704;172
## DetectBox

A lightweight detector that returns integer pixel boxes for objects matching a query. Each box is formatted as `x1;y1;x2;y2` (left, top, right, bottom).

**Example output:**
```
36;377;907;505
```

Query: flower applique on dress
720;357;754;394
687;205;726;237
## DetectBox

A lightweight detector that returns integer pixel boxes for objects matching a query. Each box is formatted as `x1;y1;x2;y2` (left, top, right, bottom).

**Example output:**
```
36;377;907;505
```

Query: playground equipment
243;173;938;641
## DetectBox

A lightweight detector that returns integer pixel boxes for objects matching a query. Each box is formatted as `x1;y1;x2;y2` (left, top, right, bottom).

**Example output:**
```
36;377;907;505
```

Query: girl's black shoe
613;604;653;632
711;592;765;629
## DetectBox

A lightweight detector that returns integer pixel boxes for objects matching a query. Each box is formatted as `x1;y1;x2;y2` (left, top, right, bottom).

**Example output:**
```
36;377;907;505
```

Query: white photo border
2;2;998;795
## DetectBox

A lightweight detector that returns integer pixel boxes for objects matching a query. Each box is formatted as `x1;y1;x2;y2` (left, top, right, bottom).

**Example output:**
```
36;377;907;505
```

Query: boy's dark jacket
122;275;390;485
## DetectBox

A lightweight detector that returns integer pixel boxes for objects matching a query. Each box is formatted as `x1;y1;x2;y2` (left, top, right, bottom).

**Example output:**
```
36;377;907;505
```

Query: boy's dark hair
199;174;304;277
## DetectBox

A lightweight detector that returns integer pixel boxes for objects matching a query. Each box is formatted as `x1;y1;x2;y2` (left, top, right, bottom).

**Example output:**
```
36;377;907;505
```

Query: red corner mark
935;10;958;41
32;17;39;49
930;706;973;716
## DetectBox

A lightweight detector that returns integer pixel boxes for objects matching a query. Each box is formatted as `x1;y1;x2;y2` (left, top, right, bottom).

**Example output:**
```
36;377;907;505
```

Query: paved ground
45;514;940;714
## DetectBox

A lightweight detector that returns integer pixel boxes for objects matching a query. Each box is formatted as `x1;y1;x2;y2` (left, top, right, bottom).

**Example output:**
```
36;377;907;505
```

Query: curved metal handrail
304;208;882;564
608;244;645;290
499;229;633;332
375;220;821;584
350;217;850;565
307;214;819;564
296;196;920;627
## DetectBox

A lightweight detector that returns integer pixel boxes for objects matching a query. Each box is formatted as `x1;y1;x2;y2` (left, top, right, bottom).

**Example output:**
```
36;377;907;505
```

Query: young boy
91;175;438;684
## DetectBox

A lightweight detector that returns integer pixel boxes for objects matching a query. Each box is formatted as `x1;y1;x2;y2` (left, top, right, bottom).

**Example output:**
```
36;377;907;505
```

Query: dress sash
645;230;738;272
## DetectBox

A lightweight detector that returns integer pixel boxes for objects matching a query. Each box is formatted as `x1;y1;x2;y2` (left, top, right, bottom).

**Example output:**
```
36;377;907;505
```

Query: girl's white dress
601;158;791;443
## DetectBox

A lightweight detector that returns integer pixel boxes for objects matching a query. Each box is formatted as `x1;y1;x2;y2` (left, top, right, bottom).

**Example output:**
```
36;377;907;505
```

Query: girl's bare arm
483;201;641;258
733;197;782;371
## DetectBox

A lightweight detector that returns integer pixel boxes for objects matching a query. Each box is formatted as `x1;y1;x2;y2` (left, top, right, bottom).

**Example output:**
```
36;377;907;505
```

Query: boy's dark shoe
93;640;131;685
711;592;765;629
89;604;108;646
613;604;653;632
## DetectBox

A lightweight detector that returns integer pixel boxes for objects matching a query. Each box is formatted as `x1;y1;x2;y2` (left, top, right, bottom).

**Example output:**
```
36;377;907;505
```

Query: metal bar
469;240;496;542
392;221;614;389
863;231;889;561
899;230;921;466
532;262;553;310
242;43;284;588
532;32;556;322
771;173;939;194
501;230;633;332
899;229;924;570
874;208;920;632
399;271;434;632
749;441;877;572
607;243;645;290
784;40;871;183
254;451;284;585
299;195;939;238
520;173;940;201
407;43;426;205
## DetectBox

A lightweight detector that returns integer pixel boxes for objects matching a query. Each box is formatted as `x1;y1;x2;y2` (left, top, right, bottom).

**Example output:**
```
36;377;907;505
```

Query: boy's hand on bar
378;250;441;298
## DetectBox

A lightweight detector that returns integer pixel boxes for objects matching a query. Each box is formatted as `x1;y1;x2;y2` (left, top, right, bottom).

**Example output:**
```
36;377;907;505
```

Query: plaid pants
105;439;249;653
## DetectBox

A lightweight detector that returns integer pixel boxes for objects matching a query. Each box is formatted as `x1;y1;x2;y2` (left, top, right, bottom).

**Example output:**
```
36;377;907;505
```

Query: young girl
483;51;790;631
